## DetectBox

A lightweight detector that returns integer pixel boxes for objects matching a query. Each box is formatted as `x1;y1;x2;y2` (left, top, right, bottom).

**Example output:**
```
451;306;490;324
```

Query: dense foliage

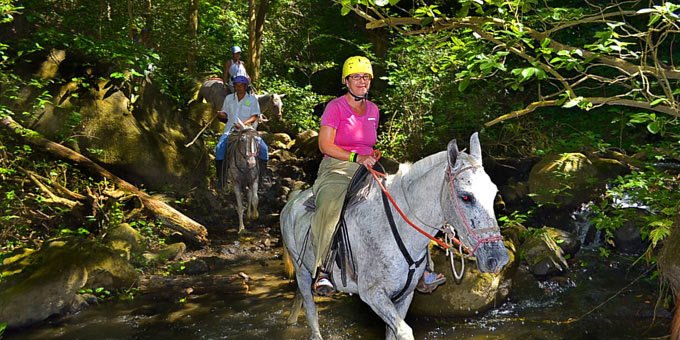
1;0;678;295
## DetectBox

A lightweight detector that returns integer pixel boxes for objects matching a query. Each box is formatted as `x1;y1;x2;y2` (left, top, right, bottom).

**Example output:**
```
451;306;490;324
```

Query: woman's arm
318;125;377;167
223;59;232;82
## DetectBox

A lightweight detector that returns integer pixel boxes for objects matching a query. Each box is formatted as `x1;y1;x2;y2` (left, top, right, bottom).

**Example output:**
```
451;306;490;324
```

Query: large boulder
16;50;209;193
528;153;599;208
0;238;139;328
409;237;517;317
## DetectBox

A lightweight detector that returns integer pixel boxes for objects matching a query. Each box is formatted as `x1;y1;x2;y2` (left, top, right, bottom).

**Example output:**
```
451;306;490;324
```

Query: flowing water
5;243;671;340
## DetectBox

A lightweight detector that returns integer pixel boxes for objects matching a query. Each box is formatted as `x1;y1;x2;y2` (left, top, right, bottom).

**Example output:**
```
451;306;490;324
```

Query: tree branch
1;116;209;246
485;97;680;127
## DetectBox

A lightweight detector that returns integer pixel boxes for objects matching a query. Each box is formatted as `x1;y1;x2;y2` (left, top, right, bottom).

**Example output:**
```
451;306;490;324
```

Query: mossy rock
0;238;138;328
142;242;186;264
528;153;598;208
103;223;146;260
409;239;517;317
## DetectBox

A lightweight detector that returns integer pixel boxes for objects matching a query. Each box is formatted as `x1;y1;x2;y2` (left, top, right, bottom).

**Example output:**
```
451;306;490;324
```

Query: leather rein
367;157;502;301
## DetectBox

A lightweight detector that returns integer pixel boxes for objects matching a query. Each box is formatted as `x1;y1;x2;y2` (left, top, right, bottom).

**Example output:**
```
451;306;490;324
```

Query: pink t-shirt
320;96;379;156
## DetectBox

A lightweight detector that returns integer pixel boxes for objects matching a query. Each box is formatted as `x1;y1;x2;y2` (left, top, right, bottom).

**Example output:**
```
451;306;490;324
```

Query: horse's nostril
487;258;498;271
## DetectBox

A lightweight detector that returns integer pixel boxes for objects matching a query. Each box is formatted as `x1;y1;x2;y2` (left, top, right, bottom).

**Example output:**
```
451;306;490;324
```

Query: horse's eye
461;194;472;202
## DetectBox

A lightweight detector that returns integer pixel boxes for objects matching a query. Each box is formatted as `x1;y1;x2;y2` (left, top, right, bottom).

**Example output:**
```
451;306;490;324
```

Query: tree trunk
1;116;209;246
248;0;270;85
187;0;199;74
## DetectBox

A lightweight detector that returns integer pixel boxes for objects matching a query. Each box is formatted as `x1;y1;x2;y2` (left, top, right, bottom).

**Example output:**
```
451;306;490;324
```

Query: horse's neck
384;152;448;241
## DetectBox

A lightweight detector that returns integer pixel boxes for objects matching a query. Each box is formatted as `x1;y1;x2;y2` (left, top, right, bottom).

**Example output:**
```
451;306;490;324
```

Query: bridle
369;156;504;298
230;130;259;175
443;164;503;254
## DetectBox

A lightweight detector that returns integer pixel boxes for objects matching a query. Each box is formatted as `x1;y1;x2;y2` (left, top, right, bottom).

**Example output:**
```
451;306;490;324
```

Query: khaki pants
311;157;360;273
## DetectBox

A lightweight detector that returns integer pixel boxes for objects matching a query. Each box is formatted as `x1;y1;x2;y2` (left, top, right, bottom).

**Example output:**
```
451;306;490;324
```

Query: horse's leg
286;289;303;325
249;180;259;221
386;292;416;340
295;268;323;340
233;183;246;233
359;291;414;340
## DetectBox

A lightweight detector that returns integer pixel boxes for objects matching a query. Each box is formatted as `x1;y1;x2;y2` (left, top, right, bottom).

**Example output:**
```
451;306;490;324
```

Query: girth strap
381;186;427;302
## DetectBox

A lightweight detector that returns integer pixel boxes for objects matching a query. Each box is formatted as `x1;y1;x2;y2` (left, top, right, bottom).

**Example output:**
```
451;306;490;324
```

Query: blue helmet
231;46;242;54
233;75;249;85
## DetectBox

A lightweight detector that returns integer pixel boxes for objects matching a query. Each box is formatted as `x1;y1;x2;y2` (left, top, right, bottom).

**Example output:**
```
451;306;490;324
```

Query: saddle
305;162;387;286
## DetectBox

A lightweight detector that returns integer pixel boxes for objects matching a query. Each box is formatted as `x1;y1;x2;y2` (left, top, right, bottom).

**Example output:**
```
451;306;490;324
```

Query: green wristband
349;152;356;162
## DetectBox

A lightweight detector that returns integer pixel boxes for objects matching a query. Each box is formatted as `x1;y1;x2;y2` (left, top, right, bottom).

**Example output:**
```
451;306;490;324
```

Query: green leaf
647;121;661;134
420;17;434;26
458;77;471;92
521;67;535;79
649;97;666;106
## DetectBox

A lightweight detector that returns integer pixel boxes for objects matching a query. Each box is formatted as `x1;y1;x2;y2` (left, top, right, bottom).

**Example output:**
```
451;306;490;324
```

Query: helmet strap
347;88;368;102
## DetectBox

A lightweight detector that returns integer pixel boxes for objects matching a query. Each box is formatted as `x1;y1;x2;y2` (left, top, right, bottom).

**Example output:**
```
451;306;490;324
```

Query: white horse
280;133;509;340
255;93;285;121
196;78;284;120
223;128;260;233
196;78;230;112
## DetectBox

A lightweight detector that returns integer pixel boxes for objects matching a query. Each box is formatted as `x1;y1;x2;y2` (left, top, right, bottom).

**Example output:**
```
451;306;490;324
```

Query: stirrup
416;271;446;294
312;272;336;296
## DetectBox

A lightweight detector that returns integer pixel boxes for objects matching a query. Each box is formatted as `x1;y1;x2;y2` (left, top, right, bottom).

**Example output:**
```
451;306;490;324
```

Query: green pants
311;157;360;273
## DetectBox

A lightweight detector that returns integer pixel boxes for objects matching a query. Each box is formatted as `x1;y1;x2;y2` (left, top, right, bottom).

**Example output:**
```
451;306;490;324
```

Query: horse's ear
469;132;482;163
278;94;286;98
447;139;459;167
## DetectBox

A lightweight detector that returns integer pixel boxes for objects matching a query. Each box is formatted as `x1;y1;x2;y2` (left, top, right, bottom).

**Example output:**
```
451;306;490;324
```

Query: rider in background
311;56;445;296
215;76;269;185
223;45;250;93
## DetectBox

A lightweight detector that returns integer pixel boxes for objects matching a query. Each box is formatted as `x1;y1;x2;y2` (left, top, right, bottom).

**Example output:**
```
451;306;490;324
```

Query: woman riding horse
311;56;444;296
215;76;268;186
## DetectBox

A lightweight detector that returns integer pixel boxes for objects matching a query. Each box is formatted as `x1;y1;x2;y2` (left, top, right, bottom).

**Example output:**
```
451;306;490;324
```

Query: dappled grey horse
280;133;509;340
255;93;285;121
197;78;231;112
223;128;260;233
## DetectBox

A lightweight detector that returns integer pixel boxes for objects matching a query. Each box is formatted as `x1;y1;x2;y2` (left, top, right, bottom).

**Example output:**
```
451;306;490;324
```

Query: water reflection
6;249;670;340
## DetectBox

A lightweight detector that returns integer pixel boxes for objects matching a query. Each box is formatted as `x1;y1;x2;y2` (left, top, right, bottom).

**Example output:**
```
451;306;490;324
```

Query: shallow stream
5;243;671;340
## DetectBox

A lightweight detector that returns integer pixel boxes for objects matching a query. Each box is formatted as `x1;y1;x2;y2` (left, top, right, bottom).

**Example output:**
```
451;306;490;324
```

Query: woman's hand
356;154;377;168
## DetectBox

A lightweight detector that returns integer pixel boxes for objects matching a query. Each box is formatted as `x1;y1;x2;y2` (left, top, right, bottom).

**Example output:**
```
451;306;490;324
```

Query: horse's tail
672;294;680;340
282;242;296;279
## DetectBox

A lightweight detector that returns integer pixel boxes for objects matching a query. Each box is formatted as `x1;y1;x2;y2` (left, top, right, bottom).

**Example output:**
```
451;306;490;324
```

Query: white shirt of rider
228;60;248;81
221;93;261;133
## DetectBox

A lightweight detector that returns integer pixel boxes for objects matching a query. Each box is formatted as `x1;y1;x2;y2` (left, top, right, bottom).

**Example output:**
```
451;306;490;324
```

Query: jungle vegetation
0;0;678;314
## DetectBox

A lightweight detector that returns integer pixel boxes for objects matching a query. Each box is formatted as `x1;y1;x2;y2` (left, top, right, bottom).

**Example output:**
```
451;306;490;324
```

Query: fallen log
139;274;248;297
1;116;209;245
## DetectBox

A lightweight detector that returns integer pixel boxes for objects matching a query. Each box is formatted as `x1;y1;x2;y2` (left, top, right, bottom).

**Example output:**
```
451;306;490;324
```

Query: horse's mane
392;151;448;181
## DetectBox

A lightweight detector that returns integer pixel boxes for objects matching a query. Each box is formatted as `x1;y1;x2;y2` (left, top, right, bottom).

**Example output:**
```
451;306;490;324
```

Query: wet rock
267;132;294;150
528;153;598;208
0;238;139;328
612;209;649;254
103;222;146;260
184;258;209;275
143;242;186;264
521;228;571;276
293;129;319;159
271;149;297;162
409;239;518;318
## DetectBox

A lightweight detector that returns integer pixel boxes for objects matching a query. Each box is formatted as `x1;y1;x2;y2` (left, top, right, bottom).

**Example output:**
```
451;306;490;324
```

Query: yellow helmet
341;56;373;83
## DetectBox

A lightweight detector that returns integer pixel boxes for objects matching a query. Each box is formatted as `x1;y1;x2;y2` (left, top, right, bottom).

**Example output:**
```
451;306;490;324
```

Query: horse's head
441;133;509;274
236;128;260;169
258;93;285;120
